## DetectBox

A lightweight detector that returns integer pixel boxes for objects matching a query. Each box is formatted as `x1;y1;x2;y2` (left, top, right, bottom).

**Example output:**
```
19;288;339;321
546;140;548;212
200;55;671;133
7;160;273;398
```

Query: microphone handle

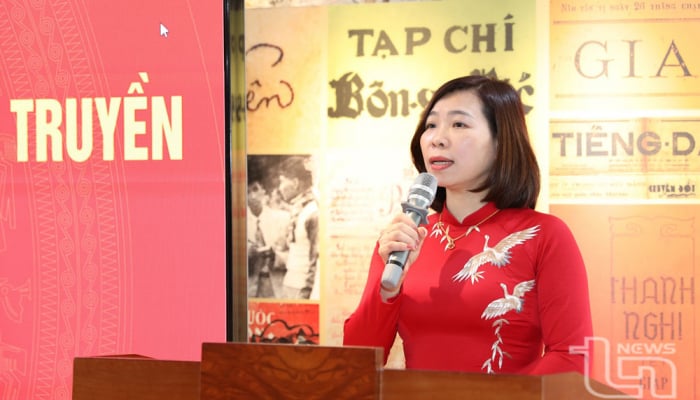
379;208;424;292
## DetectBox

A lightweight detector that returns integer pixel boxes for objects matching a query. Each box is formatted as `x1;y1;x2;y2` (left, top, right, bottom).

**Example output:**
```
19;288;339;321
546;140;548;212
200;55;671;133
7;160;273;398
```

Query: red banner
0;2;225;398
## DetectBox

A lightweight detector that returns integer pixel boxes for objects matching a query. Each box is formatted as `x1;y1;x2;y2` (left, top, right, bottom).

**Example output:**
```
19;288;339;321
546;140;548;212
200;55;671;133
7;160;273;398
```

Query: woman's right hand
377;212;428;285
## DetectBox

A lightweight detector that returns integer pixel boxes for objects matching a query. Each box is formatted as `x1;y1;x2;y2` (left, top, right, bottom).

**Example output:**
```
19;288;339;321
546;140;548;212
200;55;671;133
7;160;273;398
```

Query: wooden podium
200;343;382;399
73;343;633;400
381;369;633;400
72;355;200;400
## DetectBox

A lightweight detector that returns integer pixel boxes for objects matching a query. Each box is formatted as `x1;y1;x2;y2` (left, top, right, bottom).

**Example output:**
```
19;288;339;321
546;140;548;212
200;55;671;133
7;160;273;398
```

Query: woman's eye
425;122;436;129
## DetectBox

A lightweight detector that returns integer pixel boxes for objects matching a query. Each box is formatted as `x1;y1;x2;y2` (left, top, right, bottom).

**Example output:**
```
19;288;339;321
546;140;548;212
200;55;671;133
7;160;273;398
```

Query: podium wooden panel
199;342;382;400
382;369;633;399
72;355;199;400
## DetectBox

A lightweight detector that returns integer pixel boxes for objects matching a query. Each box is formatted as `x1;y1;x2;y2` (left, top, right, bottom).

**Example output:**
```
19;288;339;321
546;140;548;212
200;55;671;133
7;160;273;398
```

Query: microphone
380;172;438;292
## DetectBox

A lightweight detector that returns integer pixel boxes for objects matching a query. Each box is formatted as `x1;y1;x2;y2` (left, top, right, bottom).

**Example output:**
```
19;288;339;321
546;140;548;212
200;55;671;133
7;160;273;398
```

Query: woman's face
419;89;497;192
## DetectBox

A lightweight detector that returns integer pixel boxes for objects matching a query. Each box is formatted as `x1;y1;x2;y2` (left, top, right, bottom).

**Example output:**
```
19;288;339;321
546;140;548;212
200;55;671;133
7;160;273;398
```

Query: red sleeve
525;216;593;375
343;243;402;364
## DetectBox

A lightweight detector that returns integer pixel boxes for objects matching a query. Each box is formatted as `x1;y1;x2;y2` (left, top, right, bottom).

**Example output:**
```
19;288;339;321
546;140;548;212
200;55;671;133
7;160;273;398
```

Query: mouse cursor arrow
160;23;169;37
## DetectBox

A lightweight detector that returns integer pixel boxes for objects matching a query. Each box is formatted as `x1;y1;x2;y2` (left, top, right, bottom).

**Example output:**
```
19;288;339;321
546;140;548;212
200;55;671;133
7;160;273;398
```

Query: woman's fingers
378;214;422;263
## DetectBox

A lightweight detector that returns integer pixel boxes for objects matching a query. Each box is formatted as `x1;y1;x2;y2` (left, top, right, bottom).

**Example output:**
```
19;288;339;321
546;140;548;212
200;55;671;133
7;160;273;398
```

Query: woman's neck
444;189;489;223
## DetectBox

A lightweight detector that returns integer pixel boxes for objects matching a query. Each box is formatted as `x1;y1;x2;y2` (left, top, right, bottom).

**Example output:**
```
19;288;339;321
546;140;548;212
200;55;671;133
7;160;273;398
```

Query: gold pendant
434;209;500;252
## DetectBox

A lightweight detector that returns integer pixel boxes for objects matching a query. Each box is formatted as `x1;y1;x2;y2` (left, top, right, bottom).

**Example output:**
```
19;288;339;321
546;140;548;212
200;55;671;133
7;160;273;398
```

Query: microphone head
407;173;438;209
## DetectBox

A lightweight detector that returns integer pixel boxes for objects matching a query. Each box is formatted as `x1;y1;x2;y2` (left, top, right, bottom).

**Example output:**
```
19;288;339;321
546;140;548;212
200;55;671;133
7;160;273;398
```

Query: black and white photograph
247;154;320;300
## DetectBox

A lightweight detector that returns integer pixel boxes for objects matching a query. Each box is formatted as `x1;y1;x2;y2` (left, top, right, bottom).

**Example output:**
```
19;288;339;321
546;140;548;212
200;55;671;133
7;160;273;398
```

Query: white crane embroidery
481;280;535;319
480;280;536;373
453;225;539;283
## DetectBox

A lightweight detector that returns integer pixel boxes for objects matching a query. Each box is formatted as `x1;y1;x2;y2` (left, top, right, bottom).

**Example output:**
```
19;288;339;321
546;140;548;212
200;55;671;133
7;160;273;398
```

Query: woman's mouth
429;157;453;170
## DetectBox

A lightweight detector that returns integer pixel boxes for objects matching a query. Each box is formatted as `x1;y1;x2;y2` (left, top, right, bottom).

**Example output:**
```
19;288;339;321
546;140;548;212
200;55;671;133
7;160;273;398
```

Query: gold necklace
430;209;500;251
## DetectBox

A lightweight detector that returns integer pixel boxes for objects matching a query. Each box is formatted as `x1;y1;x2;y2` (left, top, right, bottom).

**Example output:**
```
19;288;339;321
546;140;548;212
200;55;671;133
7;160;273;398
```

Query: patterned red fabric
344;202;593;375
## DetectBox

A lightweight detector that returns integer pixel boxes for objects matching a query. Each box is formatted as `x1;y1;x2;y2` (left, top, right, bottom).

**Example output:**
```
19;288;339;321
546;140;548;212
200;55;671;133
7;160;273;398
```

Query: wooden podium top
72;344;633;400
